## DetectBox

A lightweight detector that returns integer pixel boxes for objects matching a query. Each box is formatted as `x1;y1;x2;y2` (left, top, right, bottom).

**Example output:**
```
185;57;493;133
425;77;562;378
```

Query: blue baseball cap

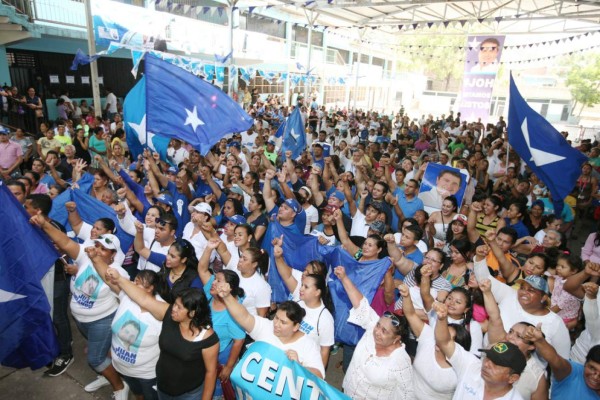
167;166;178;175
227;141;241;149
518;275;549;294
226;215;247;225
283;198;302;214
329;190;345;202
154;193;174;207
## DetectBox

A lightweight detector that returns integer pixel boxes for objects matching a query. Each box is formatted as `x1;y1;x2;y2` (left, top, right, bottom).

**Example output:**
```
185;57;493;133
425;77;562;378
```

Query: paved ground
1;218;592;400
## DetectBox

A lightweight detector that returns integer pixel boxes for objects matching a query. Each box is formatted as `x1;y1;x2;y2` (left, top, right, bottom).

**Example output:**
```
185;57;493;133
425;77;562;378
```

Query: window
324;85;346;105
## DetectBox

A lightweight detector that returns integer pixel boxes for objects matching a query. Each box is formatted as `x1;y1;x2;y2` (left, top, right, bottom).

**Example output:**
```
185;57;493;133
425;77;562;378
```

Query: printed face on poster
417;163;469;212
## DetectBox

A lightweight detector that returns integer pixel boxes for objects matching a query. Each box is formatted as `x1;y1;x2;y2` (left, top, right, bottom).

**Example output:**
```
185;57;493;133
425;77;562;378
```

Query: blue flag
274;119;286;138
325;251;391;346
123;76;171;162
0;183;60;369
144;54;254;155
70;48;102;71
508;75;587;215
49;188;134;254
281;108;306;159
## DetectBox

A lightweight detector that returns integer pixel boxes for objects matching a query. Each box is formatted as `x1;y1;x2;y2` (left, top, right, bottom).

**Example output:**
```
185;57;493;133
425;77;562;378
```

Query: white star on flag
0;288;26;303
468;37;481;49
184;106;205;132
290;127;300;142
521;117;565;166
128;114;157;151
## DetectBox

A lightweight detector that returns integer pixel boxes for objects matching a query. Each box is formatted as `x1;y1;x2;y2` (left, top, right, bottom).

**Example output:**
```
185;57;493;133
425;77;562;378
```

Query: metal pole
227;0;236;97
304;13;313;102
84;0;102;117
353;42;362;111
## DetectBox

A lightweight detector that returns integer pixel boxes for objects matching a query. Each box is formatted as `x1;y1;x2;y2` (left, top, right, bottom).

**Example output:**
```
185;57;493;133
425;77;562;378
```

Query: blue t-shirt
166;181;190;237
203;276;246;356
552;361;598;399
504;218;530;239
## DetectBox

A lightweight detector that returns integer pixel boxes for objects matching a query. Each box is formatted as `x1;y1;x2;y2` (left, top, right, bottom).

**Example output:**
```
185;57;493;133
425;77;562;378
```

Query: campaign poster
417;163;469;213
458;35;505;123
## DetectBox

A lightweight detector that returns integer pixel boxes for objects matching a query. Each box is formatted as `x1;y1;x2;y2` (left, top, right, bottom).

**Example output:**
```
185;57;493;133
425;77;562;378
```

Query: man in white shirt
167;138;189;166
104;87;118;121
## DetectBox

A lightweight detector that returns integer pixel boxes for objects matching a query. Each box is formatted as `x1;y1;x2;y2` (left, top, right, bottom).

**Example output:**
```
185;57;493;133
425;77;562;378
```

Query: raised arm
384;234;416;277
272;235;300;294
564;262;599;299
333;266;363;309
262;169;277;212
466;202;482;244
145;149;169;189
484;230;519;283
216;280;256;333
333;209;359;255
106;268;169;321
433;302;456;359
197;240;217;285
399;282;425;337
30;214;80;261
419;265;436;312
133;220;152;259
480;278;506;343
523;323;572;382
65;201;84;236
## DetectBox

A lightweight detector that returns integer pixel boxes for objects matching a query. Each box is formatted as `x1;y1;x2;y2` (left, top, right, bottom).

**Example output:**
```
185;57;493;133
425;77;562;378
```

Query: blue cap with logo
154;193;174;207
226;215;247;225
283;198;302;214
330;190;345;202
518;275;549;294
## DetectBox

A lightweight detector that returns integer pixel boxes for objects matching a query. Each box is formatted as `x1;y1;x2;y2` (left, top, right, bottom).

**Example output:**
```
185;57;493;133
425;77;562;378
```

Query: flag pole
84;0;102;118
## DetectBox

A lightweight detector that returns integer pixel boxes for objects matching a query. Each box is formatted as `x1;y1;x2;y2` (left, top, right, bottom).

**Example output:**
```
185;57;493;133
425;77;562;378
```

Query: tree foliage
560;52;600;116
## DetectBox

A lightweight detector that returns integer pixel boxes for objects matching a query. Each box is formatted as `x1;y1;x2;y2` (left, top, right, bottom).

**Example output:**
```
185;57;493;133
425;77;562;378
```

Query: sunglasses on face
155;218;171;228
383;311;401;327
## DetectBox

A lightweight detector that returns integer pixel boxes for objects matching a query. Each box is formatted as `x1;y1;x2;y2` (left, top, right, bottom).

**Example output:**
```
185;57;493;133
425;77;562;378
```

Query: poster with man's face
418;163;469;212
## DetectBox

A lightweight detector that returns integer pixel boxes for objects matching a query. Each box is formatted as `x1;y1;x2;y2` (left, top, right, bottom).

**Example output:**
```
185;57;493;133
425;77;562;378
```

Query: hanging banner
230;342;349;400
458;35;505;123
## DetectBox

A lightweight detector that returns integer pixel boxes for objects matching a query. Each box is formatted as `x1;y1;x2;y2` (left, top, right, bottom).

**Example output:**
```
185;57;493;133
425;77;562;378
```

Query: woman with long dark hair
156;239;202;304
244;194;269;244
441;239;473;289
107;270;219;400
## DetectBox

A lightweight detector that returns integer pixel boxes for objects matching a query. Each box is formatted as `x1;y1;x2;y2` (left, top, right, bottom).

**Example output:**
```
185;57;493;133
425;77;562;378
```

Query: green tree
561;53;600;117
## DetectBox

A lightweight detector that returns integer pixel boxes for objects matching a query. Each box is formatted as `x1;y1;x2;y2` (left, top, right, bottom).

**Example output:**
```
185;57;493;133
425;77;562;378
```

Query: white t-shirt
413;324;457;400
304;205;319;234
106;92;118;113
167;147;189;166
111;293;163;379
182;222;214;261
449;344;524;400
343;298;414;400
249;316;325;378
473;259;571;361
239;272;271;316
297;300;335;347
350;209;370;237
70;246;129;323
137;235;170;272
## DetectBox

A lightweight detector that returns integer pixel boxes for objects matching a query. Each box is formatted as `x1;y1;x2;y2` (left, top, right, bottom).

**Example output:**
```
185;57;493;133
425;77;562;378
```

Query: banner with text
458;35;505;123
230;342;350;400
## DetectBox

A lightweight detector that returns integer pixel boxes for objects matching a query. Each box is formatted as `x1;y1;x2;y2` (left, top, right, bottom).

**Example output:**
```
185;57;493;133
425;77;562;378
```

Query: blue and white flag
508;75;587;214
70;48;102;71
123;76;170;161
274;118;286;138
281;107;306;159
144;55;254;155
0;183;59;369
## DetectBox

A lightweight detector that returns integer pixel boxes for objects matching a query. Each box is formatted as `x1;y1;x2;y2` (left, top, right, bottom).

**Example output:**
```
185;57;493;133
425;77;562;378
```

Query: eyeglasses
382;311;401;327
424;256;442;264
480;46;498;52
155;218;171;227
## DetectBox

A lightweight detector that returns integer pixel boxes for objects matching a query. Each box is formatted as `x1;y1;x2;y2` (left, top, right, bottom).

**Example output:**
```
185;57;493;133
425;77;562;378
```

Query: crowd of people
2;95;600;400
